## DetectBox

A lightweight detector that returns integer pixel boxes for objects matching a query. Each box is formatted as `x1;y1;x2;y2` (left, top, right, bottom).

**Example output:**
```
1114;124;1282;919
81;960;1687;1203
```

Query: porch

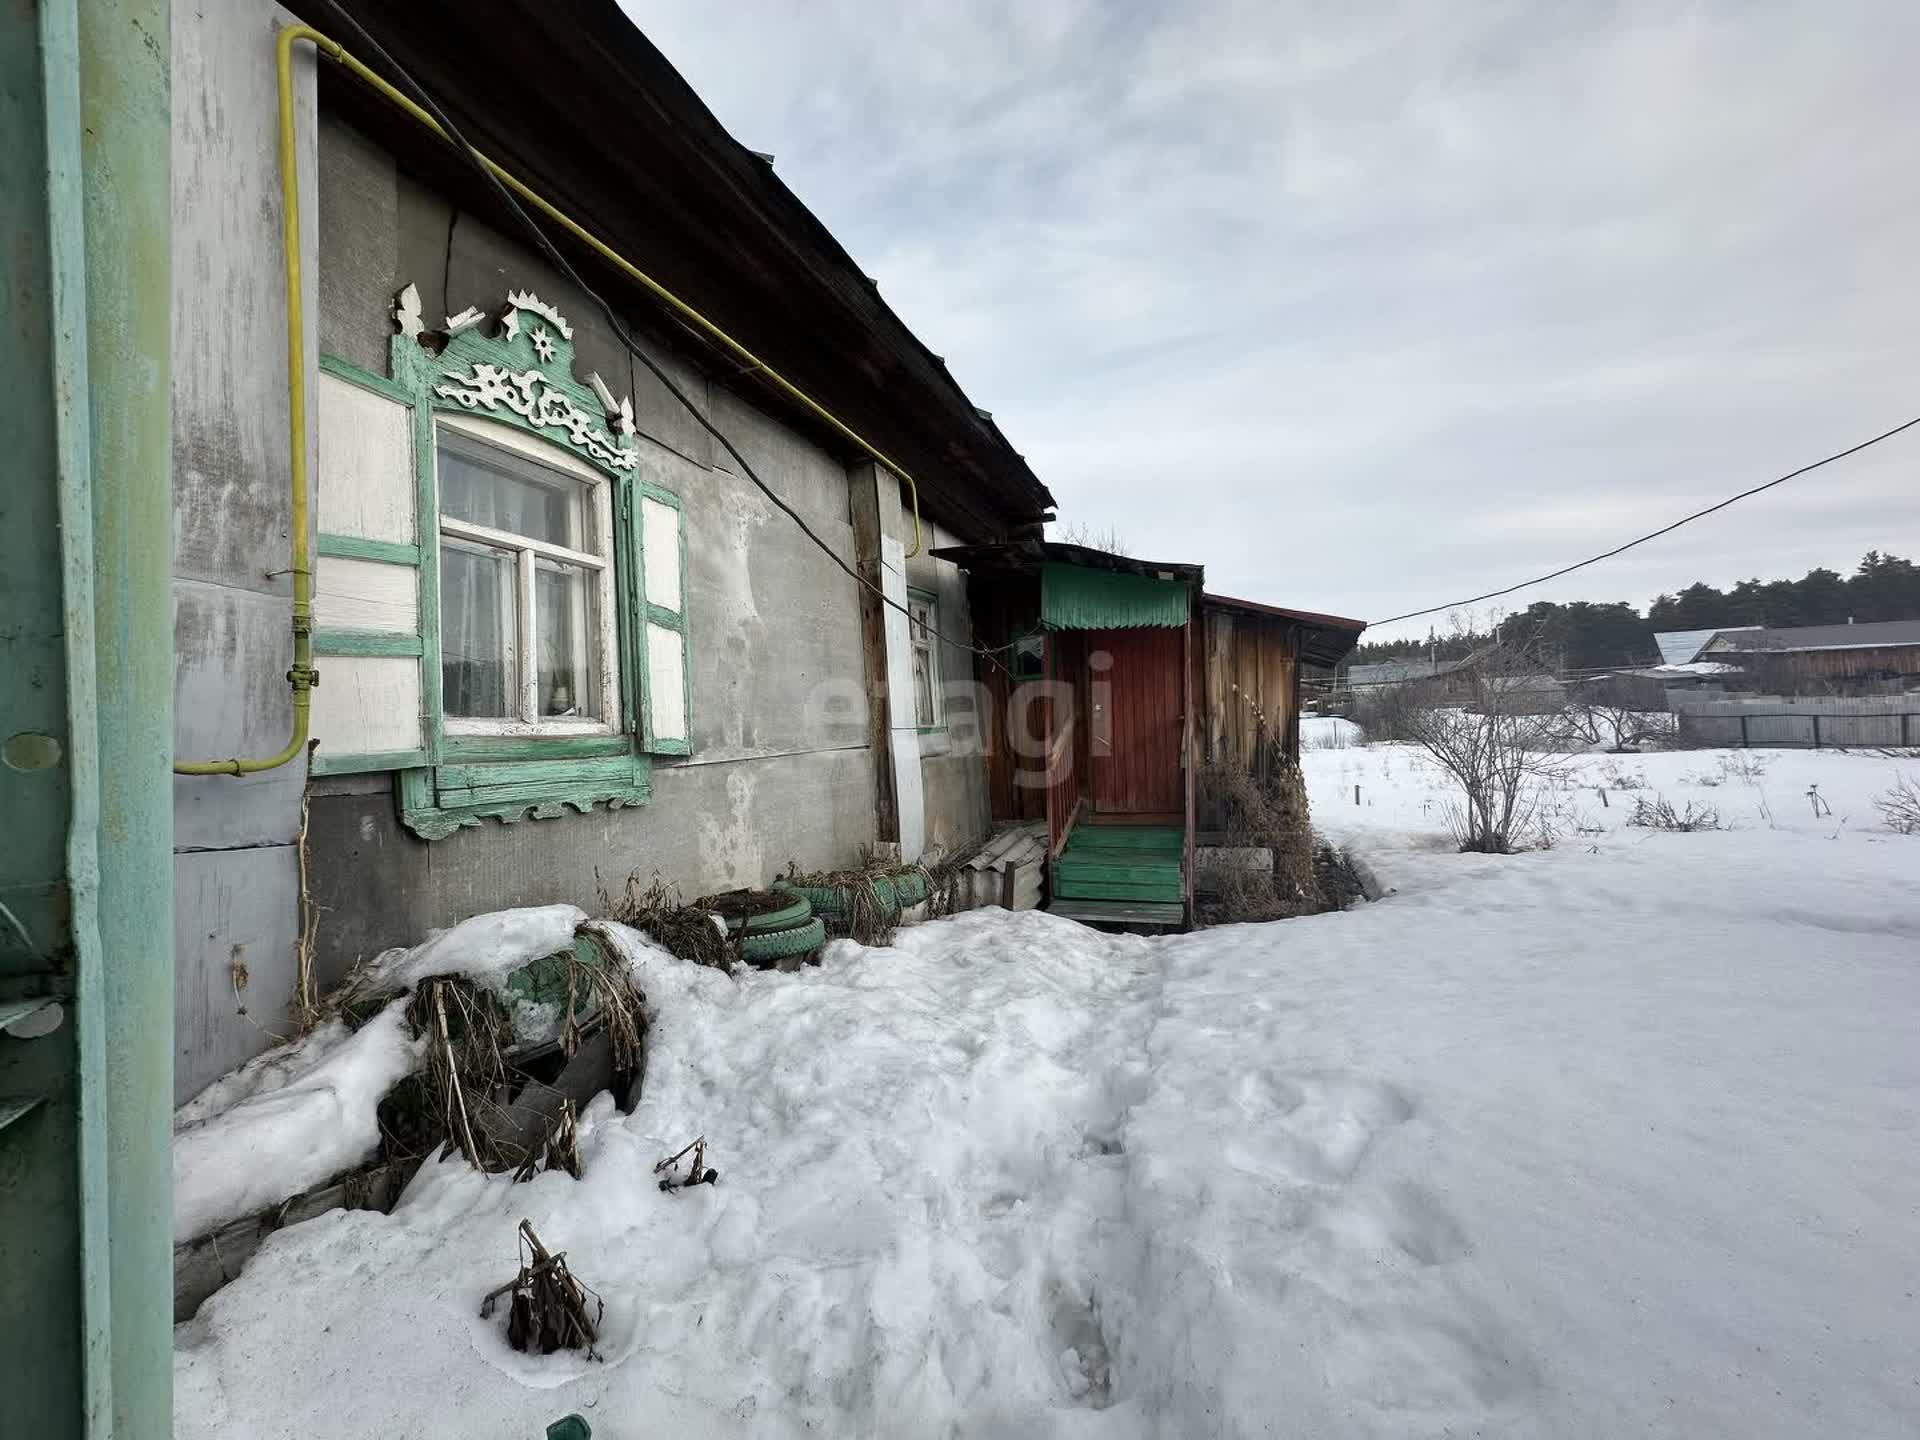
935;541;1201;931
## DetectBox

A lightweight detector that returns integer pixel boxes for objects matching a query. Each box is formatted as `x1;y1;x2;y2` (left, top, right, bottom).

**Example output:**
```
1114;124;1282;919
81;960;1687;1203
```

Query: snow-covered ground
175;744;1920;1439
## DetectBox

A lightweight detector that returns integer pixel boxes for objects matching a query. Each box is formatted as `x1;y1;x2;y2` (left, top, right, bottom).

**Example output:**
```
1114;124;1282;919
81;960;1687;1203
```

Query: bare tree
1051;520;1131;555
1565;674;1677;752
1383;641;1572;853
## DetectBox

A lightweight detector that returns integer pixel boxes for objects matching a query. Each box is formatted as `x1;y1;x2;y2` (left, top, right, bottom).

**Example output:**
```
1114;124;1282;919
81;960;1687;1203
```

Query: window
312;288;695;837
436;418;619;734
908;588;941;729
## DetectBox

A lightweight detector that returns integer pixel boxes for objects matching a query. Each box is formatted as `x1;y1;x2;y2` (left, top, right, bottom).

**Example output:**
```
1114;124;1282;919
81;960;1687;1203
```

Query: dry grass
481;1220;603;1357
779;847;933;945
407;976;513;1170
601;872;731;969
1626;794;1723;832
1874;774;1920;835
1196;760;1317;926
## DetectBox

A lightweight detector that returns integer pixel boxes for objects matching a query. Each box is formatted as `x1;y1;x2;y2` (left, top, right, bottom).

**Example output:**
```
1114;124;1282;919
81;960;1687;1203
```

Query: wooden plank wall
1046;630;1089;845
1199;609;1301;784
968;574;1048;824
1088;626;1185;814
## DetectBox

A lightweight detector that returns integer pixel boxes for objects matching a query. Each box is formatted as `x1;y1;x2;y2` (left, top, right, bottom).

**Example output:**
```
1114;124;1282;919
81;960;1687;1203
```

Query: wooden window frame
908;586;944;733
311;288;694;839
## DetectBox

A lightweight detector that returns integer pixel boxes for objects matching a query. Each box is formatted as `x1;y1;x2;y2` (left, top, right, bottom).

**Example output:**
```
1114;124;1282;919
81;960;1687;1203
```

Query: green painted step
1062;826;1183;854
1047;897;1187;929
1059;864;1175;887
1054;877;1184;903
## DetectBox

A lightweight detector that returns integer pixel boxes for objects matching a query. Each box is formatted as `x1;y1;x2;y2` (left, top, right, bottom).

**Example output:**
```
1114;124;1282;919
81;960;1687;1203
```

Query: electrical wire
315;1;1014;669
1372;413;1920;628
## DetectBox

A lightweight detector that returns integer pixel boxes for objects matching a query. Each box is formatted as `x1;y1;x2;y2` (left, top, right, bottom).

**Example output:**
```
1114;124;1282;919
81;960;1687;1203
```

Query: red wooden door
1088;627;1184;814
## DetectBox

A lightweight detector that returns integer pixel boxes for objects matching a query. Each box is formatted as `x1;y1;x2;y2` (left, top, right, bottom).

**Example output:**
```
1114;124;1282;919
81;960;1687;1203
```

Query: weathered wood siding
1199;607;1302;781
1088;626;1185;816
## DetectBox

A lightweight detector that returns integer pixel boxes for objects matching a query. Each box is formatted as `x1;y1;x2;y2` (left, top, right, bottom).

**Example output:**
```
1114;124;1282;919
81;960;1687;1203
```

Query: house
1348;656;1449;688
160;0;1055;1102
3;5;1366;1418
1698;620;1920;694
936;542;1365;929
1653;627;1761;667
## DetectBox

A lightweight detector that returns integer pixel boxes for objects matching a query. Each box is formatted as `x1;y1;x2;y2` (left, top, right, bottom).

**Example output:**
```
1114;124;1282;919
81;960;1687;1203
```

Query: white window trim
435;413;621;737
908;588;943;732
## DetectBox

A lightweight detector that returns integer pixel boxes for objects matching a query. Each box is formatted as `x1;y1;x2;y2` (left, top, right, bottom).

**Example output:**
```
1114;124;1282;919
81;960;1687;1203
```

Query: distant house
1348;657;1450;689
1700;620;1920;694
1653;627;1761;667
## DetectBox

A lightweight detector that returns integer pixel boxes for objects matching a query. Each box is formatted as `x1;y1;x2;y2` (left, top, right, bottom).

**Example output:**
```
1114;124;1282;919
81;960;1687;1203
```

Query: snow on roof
1653;628;1760;666
1348;657;1442;686
1704;619;1920;654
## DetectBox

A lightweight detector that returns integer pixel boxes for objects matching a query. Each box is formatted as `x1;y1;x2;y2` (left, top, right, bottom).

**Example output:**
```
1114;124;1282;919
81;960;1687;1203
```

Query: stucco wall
905;519;993;856
168;58;997;1100
303;110;963;974
170;2;317;1102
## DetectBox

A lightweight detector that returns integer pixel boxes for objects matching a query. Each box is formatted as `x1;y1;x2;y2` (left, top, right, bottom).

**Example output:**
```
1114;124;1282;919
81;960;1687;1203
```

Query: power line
316;2;1014;670
1371;412;1920;628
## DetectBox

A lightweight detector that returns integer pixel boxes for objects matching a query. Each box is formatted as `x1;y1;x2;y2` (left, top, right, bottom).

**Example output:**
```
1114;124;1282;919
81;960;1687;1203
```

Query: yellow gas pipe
178;22;926;774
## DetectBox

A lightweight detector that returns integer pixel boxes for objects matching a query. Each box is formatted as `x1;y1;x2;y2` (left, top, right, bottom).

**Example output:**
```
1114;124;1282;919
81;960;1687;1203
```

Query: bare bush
1874;774;1920;835
1626;795;1722;832
1381;642;1572;853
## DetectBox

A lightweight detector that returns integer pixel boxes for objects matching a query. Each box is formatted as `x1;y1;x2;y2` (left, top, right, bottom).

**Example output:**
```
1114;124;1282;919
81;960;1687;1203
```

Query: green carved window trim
316;286;692;839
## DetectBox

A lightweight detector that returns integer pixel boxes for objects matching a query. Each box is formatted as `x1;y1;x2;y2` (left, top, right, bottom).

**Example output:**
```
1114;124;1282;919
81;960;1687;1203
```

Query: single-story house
165;0;1060;1100
1698;620;1920;693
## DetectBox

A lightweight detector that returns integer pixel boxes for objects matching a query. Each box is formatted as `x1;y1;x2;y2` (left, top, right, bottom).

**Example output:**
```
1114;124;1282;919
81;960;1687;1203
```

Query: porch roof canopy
1042;562;1188;630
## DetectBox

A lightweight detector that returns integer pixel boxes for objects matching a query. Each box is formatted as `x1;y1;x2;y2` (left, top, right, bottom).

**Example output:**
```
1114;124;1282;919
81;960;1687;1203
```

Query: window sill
918;727;952;758
398;747;652;840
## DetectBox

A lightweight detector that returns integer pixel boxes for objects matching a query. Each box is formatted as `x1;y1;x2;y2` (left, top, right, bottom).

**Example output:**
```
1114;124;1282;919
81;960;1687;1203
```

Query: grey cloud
631;0;1920;639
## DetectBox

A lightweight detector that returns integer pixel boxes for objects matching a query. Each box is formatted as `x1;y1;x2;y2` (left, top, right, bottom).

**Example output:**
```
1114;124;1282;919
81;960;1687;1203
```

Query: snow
172;904;588;1244
175;750;1920;1438
362;903;589;994
1301;713;1363;749
171;1000;419;1244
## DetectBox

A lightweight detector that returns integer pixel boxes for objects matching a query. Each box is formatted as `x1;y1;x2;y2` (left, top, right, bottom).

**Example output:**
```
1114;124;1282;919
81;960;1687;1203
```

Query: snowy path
177;754;1920;1438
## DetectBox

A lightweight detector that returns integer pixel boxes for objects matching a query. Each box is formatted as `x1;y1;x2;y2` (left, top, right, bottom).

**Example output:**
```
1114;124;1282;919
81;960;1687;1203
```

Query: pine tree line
1350;551;1920;673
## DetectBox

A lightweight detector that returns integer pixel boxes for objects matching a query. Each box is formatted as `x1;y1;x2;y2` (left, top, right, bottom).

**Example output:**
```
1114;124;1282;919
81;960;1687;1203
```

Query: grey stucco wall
305;111;899;972
904;519;993;855
170;69;1000;1100
171;3;316;1102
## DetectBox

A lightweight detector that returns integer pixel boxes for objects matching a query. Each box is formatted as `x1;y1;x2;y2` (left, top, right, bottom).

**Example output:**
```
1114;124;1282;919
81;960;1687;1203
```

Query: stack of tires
772;869;930;932
709;889;825;967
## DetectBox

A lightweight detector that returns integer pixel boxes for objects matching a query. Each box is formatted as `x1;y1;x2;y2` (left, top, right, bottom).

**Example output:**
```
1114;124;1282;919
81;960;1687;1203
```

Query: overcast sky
631;1;1920;642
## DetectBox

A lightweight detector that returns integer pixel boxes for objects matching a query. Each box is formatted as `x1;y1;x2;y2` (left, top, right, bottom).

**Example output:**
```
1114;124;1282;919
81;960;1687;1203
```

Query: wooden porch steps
1054;825;1184;902
1046;898;1188;930
1050;823;1185;916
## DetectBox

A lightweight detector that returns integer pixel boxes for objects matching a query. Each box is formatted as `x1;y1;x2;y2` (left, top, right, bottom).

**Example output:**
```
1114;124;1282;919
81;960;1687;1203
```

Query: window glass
436;422;615;730
536;559;601;718
441;538;518;718
910;597;938;728
439;430;591;551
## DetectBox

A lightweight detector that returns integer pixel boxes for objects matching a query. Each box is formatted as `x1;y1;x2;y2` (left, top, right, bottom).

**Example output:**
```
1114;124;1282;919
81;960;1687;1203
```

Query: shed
1701;620;1920;693
1196;594;1366;792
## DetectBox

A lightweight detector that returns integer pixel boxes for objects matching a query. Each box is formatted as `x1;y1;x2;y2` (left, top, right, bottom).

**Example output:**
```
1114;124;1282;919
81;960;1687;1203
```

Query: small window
436;420;619;732
908;589;941;729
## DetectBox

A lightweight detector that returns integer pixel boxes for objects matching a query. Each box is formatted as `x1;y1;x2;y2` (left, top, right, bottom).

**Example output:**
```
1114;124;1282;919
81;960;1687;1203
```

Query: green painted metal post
2;4;99;1434
78;0;177;1434
0;0;172;1433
